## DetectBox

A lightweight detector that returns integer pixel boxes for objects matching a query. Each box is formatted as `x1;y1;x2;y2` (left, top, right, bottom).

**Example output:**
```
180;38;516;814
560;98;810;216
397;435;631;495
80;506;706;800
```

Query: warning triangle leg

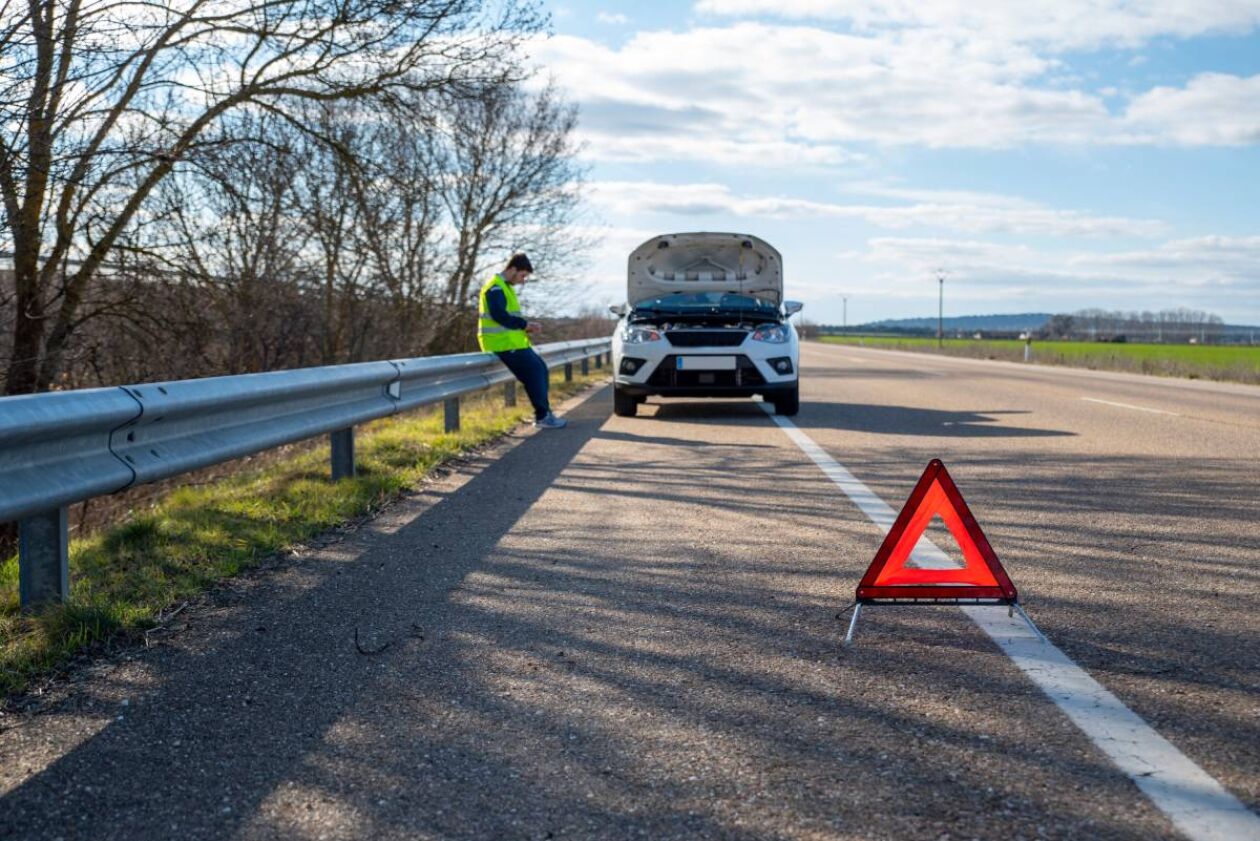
843;603;862;646
1012;603;1047;643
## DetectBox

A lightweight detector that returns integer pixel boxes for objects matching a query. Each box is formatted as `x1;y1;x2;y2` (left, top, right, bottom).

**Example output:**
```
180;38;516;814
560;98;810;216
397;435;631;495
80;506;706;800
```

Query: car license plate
676;356;736;371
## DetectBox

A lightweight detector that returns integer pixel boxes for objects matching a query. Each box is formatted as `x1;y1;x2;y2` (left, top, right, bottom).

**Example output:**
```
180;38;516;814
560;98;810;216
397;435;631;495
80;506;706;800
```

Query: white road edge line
1080;397;1181;416
760;405;1260;841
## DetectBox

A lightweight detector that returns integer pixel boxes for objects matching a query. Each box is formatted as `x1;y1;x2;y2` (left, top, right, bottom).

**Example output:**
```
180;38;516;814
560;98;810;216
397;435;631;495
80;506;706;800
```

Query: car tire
613;385;638;417
773;385;799;416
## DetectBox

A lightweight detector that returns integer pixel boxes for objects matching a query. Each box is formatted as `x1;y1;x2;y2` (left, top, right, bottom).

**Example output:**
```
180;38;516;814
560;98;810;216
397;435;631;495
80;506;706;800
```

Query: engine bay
628;311;782;330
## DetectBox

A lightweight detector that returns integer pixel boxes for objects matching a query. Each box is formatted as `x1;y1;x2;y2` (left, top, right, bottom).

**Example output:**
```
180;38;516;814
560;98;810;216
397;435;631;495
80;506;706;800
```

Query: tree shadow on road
801;366;944;381
1;389;1249;841
795;402;1074;438
636;399;1075;439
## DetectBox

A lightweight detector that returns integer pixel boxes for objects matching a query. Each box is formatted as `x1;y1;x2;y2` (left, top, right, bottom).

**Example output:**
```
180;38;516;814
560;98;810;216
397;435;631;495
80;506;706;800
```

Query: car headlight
750;324;789;343
620;325;662;344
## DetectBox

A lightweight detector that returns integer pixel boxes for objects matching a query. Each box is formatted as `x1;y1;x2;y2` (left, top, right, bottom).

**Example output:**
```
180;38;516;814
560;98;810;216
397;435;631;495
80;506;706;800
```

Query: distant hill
848;313;1052;333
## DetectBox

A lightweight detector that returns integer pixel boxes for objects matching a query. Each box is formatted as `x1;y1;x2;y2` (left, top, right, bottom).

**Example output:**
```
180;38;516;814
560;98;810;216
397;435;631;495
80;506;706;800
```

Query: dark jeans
496;348;551;420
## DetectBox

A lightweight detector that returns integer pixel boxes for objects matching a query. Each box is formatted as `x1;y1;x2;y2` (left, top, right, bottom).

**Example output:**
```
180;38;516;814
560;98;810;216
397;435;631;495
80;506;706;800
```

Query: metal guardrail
0;338;611;608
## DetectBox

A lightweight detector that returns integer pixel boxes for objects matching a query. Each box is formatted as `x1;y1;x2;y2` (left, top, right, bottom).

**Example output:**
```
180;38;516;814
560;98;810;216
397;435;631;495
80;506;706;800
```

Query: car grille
665;330;747;347
646;355;766;388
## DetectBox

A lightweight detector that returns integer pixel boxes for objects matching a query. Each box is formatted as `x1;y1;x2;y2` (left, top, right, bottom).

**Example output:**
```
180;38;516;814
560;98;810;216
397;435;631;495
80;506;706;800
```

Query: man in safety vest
478;253;567;429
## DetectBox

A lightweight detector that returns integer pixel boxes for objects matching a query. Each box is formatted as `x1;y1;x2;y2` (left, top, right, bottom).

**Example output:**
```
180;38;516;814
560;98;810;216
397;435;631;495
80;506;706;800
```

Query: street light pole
842;296;848;333
936;269;946;349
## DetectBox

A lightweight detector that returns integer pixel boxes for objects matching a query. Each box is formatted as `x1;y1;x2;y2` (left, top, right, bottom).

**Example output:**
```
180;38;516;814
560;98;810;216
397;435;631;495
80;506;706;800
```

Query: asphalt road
1;343;1257;840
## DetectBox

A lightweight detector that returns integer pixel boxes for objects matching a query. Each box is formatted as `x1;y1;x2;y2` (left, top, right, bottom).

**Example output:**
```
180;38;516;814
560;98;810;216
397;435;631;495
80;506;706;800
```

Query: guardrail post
594;353;602;369
564;362;573;382
504;381;517;407
581;357;590;376
18;508;70;609
444;397;460;433
330;427;355;480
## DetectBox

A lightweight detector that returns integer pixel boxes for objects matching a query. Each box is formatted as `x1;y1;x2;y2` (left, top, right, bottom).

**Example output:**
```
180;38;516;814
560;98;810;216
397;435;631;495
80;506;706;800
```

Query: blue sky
527;1;1260;326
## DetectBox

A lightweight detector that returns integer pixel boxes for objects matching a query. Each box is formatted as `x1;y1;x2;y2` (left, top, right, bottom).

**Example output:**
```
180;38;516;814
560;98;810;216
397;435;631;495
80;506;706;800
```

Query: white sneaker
534;413;567;429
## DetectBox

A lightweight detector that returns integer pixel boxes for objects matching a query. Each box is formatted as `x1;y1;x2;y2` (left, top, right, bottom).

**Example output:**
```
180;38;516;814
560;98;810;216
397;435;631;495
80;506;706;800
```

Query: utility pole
935;269;947;349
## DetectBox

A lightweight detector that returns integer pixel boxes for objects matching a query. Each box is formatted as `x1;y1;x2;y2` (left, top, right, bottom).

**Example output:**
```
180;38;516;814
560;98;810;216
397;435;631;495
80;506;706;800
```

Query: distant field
815;336;1260;384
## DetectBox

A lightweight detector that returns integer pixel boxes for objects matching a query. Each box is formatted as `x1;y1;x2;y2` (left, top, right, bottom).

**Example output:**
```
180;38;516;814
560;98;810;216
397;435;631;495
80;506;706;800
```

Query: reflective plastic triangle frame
856;459;1018;603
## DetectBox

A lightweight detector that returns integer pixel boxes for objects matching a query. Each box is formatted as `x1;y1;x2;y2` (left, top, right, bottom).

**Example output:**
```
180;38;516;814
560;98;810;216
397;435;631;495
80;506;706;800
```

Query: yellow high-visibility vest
477;274;531;352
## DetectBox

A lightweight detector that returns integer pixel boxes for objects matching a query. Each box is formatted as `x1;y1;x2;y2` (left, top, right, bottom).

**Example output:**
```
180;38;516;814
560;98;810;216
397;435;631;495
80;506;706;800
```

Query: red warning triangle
857;459;1018;603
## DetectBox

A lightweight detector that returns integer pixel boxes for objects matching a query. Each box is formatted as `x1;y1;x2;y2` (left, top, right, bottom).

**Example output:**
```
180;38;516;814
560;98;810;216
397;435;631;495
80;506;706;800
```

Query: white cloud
1123;73;1260;145
585;180;1168;237
570;223;659;280
862;237;1111;288
845;183;1036;207
848;234;1260;312
571;223;658;267
693;0;1260;51
1072;235;1260;279
573;127;856;167
535;25;1094;156
532;21;1260;160
596;11;629;25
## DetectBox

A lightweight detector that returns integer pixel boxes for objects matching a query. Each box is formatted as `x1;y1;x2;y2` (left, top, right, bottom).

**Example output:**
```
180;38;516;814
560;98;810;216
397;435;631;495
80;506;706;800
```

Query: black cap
506;252;534;273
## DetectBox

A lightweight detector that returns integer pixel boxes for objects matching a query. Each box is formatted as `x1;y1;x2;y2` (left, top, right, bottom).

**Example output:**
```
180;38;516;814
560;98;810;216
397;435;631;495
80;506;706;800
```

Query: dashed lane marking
761;405;1260;841
1080;397;1180;416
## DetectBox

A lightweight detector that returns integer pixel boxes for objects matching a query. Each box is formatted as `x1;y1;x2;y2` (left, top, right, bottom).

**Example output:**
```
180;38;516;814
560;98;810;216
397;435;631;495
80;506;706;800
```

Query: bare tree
437;80;587;323
0;0;541;393
1039;308;1226;343
346;100;447;356
289;104;374;363
152;112;319;374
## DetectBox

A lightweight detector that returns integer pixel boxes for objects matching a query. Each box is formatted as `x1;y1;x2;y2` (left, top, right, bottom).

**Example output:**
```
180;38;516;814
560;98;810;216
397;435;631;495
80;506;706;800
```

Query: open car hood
627;233;783;307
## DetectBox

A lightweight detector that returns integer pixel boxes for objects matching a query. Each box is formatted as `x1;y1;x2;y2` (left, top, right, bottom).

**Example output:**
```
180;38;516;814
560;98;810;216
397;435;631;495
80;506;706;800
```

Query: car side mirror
609;303;628;317
783;300;804;316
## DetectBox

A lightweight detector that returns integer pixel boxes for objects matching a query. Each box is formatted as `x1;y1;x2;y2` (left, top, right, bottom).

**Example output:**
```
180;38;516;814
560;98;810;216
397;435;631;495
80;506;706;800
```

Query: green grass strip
815;336;1260;384
1;369;607;699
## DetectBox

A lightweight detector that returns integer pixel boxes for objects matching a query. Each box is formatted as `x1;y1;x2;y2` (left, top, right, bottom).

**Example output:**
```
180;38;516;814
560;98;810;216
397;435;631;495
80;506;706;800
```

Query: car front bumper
614;351;797;398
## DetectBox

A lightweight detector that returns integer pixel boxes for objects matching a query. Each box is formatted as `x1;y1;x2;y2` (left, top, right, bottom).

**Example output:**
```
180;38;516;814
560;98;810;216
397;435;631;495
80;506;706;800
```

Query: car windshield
634;292;777;315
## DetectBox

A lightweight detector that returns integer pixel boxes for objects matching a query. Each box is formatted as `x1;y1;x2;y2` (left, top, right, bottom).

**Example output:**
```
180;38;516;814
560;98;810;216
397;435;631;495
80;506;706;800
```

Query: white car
610;232;802;417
